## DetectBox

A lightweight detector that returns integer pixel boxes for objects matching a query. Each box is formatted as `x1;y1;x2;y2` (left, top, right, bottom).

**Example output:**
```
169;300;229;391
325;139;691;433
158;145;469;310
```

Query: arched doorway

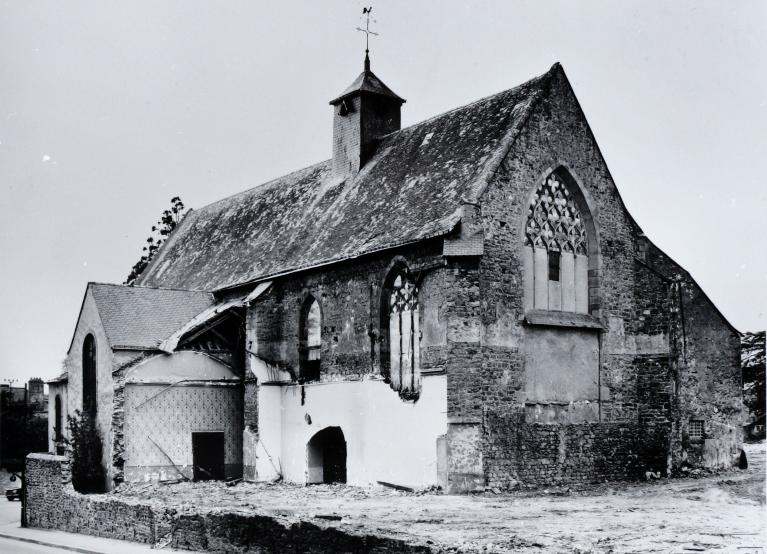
306;427;347;484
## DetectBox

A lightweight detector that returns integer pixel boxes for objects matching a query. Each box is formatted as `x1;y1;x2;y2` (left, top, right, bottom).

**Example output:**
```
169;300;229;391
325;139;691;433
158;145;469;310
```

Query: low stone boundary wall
25;453;433;553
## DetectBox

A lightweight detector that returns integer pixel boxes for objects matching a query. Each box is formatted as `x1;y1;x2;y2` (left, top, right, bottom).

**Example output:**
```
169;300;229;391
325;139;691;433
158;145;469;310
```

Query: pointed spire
364;49;370;73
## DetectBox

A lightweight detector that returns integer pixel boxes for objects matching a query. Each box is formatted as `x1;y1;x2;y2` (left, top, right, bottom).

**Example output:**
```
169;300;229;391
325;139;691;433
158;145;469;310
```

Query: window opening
387;271;421;399
689;419;705;440
299;297;322;382
82;334;97;419
54;395;62;441
548;251;561;281
523;171;592;314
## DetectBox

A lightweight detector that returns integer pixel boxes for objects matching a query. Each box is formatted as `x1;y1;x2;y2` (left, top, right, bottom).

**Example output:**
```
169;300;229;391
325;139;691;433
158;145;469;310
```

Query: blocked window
689;419;705;440
383;268;421;400
523;170;594;314
299;296;321;382
82;334;97;419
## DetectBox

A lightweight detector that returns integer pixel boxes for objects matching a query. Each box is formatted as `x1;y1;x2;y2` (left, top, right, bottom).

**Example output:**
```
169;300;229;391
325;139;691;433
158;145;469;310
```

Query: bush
66;410;106;493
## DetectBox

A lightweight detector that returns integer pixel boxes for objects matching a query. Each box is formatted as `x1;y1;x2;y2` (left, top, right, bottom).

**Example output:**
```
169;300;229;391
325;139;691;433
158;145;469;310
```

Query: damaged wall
257;376;446;487
640;241;743;471
246;243;450;486
249;241;447;380
123;382;243;481
25;453;433;553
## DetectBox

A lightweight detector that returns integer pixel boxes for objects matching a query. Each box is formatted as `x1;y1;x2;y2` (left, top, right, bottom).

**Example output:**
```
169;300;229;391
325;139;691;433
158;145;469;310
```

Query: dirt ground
114;442;766;553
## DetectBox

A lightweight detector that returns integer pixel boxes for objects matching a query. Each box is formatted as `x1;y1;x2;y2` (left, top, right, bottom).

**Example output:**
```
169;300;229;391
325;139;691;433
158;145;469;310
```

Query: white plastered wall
256;374;447;488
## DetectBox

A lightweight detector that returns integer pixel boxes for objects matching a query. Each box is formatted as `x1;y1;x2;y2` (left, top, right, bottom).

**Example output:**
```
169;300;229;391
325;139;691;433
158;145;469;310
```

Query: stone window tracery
523;171;592;314
524;174;587;255
385;270;421;400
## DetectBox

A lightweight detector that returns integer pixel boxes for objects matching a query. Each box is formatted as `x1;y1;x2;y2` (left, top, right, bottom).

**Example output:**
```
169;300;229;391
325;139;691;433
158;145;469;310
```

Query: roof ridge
89;281;215;294
378;65;554;141
137;63;562;291
188;65;557;218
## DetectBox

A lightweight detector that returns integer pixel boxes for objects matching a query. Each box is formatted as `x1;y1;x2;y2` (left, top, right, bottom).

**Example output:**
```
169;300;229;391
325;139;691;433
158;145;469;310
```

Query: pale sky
1;1;765;382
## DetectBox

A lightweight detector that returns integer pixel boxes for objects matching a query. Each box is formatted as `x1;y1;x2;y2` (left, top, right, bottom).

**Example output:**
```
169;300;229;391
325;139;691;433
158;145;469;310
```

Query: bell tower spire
329;7;405;180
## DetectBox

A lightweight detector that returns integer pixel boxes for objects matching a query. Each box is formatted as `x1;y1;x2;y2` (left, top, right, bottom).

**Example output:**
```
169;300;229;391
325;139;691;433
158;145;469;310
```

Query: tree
742;330;765;423
125;196;186;285
66;410;106;493
0;391;48;472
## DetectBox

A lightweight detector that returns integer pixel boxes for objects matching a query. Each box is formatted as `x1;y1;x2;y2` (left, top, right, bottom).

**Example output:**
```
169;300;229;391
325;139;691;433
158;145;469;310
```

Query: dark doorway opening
306;427;347;484
192;432;225;481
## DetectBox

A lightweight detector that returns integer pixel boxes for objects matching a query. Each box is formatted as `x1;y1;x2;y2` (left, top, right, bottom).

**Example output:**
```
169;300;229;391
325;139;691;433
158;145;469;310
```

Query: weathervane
356;6;378;69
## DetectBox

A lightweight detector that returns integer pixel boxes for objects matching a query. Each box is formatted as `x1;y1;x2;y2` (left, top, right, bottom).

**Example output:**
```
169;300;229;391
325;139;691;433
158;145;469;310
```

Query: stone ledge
447;416;481;425
524;309;604;330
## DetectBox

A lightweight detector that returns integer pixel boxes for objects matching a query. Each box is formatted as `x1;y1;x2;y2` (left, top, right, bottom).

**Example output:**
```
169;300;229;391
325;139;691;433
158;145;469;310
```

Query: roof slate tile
137;65;558;291
89;283;216;349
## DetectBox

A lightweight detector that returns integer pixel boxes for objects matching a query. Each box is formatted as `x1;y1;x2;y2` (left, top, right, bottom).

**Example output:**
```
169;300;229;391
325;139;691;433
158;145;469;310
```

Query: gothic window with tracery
386;271;421;399
523;171;591;313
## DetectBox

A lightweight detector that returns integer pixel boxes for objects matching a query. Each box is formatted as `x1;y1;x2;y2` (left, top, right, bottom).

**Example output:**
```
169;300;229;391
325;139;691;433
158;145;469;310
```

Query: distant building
0;379;48;415
0;378;49;468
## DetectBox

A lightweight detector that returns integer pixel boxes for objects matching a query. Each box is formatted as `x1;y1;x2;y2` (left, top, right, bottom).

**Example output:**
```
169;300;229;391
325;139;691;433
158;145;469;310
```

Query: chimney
329;53;405;180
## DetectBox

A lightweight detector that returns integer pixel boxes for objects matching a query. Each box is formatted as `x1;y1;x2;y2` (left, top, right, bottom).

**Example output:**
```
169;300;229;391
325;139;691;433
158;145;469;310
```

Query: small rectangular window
689;419;704;440
548;251;561;281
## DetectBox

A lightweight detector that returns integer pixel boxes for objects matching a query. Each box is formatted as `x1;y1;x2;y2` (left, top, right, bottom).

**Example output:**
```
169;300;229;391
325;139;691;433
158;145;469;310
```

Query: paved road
0;497;21;526
0;536;72;553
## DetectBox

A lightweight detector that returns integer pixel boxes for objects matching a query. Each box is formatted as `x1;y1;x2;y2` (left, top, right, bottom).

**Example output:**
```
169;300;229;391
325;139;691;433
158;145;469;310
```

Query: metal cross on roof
356;6;378;56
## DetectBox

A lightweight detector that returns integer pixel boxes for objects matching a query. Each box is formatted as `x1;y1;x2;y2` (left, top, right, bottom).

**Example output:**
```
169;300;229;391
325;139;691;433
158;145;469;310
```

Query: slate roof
137;64;560;292
87;283;216;350
330;63;405;105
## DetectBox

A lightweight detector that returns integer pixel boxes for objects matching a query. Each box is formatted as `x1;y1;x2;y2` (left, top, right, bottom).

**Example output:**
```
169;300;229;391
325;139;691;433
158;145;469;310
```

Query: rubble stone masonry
454;66;743;490
25;453;434;553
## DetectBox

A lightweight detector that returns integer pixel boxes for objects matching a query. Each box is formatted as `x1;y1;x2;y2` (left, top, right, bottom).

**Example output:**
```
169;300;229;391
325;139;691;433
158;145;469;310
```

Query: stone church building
48;59;743;493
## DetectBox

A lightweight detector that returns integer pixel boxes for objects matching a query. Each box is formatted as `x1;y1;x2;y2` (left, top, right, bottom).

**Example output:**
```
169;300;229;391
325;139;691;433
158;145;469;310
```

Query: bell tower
329;9;405;180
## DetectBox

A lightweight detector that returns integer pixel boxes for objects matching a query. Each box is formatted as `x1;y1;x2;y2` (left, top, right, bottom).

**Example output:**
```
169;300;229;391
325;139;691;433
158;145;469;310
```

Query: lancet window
299;297;322;382
82;333;98;419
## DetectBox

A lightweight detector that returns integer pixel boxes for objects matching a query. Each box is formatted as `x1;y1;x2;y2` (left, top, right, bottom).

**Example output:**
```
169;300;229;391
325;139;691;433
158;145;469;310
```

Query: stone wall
25;453;433;553
640;240;743;470
450;64;741;490
248;241;447;383
26;453;155;542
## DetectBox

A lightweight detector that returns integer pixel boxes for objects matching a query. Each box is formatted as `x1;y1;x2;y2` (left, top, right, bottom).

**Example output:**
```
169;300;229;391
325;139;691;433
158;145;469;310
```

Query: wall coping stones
27;453;68;462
